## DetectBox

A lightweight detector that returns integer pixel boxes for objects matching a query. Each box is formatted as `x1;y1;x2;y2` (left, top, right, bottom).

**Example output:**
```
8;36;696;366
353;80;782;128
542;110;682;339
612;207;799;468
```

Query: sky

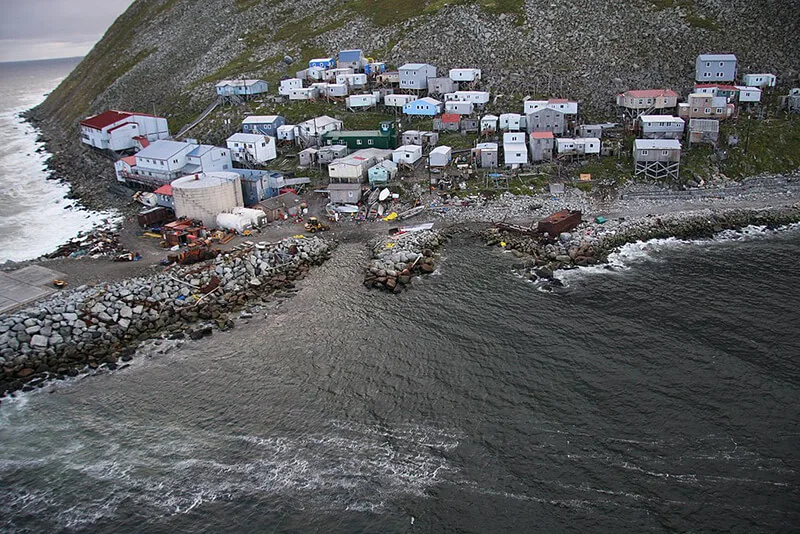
0;0;135;62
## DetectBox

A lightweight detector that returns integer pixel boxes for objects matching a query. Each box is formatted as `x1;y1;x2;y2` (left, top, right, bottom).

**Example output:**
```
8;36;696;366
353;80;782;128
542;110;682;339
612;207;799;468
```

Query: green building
321;121;397;150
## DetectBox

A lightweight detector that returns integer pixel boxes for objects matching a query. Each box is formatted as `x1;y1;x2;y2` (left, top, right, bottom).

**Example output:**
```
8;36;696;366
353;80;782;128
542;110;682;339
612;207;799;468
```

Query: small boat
379;188;391;201
398;205;425;220
400;222;435;233
368;188;380;204
368;203;379;219
333;204;360;213
378;204;385;217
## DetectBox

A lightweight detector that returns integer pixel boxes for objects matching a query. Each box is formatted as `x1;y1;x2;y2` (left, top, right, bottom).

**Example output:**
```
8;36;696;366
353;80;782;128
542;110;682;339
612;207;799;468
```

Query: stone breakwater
363;229;450;293
0;236;334;398
483;206;800;280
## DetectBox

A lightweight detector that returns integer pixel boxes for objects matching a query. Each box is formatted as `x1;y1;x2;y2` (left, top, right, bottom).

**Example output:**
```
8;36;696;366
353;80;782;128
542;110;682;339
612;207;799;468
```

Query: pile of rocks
0;236;334;397
363;230;446;293
43;219;128;259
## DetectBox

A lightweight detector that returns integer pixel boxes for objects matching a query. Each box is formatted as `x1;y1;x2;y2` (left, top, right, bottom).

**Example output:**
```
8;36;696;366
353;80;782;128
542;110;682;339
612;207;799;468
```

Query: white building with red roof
79;110;169;151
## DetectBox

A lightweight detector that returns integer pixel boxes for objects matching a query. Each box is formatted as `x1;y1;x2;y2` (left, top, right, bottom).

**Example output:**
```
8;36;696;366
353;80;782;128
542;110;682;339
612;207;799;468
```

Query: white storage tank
172;172;244;228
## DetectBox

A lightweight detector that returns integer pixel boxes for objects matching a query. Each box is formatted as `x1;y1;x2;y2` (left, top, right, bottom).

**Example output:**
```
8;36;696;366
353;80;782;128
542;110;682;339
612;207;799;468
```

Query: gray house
399;63;437;91
639;115;685;139
529;132;555;162
633;139;681;180
428;77;457;95
328;183;362;204
472;142;498;168
242;115;285;137
526;108;567;135
695;54;737;82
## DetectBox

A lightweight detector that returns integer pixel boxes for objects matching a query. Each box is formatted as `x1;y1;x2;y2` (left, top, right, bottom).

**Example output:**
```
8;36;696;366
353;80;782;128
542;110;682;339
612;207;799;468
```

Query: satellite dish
283;55;294;65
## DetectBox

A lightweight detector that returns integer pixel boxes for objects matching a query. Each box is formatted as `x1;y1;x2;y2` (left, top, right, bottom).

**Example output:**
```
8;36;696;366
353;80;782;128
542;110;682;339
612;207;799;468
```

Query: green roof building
322;121;397;150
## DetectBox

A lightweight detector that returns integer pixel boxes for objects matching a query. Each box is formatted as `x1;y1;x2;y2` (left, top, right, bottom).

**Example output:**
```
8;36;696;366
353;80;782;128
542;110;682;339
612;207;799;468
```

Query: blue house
338;49;365;71
309;57;336;69
215;79;269;97
241;115;286;136
365;62;386;75
402;97;444;117
232;169;283;206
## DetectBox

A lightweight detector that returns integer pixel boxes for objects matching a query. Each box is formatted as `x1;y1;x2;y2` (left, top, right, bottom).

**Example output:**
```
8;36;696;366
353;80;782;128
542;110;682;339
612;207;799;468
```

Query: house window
719;62;724;67
367;139;374;145
693;108;699;113
706;62;711;67
704;72;711;78
717;72;724;78
704;108;711;113
641;150;648;156
356;139;362;145
662;150;669;156
262;143;266;147
716;108;723;114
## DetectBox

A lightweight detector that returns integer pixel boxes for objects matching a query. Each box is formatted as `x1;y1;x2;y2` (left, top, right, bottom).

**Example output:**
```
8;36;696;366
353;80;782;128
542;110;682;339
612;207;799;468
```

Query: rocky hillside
28;0;800;207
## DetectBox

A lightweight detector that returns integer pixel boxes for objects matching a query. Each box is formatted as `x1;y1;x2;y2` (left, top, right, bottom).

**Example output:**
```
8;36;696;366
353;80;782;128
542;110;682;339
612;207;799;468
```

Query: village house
782;88;800;113
117;140;232;186
742;73;776;88
365;62;386;75
325;84;349;98
428;146;452;167
258;191;303;222
445;100;474;115
215;79;268;98
525;107;567;135
638;115;685;139
736;86;762;103
241;115;285;137
445;91;491;106
529;132;554;162
279;78;303;96
346;93;378;109
615;89;679;113
449;68;481;83
376;71;400;85
289;87;320;100
337;49;366;71
633;139;681;180
428;77;458;95
324;67;354;82
336;73;368;88
226;133;277;164
695;53;737;82
499;113;523;131
328;183;362;205
392;145;424;166
503;132;528;167
316;145;348;165
678;93;735;120
329;148;392;183
276;124;296;142
309;57;336;70
433;113;461;132
688;118;720;145
298;147;318;167
480;114;499;135
402;97;443;116
234;169;281;206
295;116;343;145
472;142;498;168
401;130;439;147
153;184;174;210
694;84;739;101
368;159;398;186
322;122;397;150
80;110;169;151
384;93;417;108
555;137;600;156
399;63;437;91
578;124;604;138
460;117;479;134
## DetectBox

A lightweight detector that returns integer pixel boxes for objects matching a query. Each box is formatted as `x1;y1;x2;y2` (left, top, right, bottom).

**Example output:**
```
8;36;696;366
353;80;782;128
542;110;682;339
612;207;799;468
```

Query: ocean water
0;57;112;263
1;229;798;532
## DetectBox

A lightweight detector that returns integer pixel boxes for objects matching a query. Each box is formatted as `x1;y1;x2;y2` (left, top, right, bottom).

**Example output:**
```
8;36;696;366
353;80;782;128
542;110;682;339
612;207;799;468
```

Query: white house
336;73;368;88
289;87;319;100
306;67;326;81
499;113;523;131
473;142;498;168
326;83;349;97
276;124;296;141
399;63;437;90
449;68;482;82
384;94;417;108
346;94;378;108
118;140;231;185
296;116;342;138
215;79;268;97
503;132;528;167
79;110;169;151
392;145;423;165
523;98;579;115
445;100;474;115
556;138;601;156
480;114;499;134
742;73;776;88
328;148;392;183
445;91;490;105
226;133;277;164
429;146;452;167
736;86;762;103
639;115;685;139
324;67;354;82
279;78;303;96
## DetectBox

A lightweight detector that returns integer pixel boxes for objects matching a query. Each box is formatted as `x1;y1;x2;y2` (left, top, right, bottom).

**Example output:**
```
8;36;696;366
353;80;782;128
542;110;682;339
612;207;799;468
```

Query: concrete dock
0;265;67;315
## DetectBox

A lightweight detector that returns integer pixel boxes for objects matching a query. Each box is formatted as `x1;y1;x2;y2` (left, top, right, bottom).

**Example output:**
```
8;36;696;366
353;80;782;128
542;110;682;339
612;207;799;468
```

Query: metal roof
227;133;267;143
80;110;132;129
136;140;194;160
531;132;554;139
697;53;737;61
639;115;684;123
633;139;681;150
620;89;679;98
172;172;240;190
215;79;266;87
188;144;218;158
153;184;172;196
475;142;498;150
399;63;430;70
242;115;282;124
338;49;363;62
